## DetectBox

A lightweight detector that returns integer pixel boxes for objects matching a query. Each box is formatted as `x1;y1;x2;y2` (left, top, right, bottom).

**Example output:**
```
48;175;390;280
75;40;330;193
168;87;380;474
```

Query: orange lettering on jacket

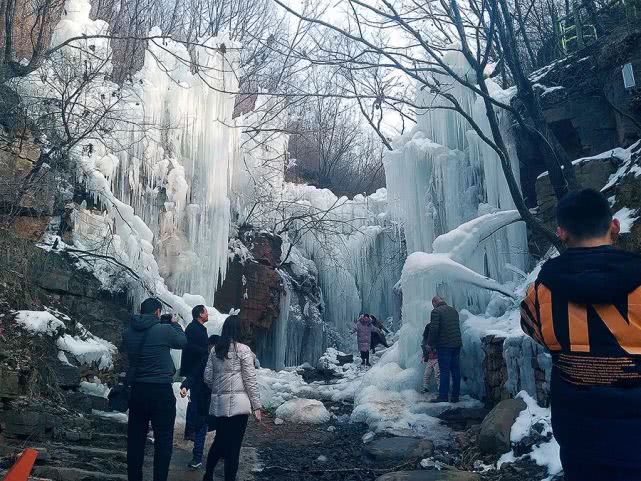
594;293;641;355
537;284;561;351
568;302;590;353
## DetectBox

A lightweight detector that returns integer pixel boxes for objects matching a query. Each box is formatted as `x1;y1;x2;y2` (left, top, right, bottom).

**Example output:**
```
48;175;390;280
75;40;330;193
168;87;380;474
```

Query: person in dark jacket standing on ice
521;189;641;481
123;297;187;481
428;296;462;403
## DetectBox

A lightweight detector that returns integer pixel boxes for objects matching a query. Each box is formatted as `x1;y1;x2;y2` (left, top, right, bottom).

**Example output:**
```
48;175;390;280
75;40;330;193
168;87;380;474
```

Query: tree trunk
494;0;580;198
475;70;563;251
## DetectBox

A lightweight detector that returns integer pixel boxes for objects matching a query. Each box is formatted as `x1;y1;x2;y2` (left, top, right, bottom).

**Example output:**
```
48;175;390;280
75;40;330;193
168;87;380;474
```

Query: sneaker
188;459;202;470
429;396;448;403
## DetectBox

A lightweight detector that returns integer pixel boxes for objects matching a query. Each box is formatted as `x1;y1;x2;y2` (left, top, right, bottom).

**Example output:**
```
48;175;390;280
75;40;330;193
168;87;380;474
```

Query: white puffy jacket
204;342;261;417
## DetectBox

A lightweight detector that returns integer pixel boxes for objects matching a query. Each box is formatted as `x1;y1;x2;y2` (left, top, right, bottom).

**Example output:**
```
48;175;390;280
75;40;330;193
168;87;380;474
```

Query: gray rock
87;394;109;411
337;354;354;365
2;410;46;440
376;471;481;481
438;407;489;428
364;437;434;461
65;391;92;414
479;398;527;454
52;362;81;389
0;369;24;398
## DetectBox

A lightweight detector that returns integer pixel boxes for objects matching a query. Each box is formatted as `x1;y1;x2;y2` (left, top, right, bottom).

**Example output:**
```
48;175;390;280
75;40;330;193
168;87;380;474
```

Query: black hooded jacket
180;320;208;377
521;246;641;464
123;314;187;384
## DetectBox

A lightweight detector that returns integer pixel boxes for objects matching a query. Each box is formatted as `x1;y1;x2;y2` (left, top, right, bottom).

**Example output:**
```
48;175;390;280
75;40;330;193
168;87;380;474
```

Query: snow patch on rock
275;398;331;424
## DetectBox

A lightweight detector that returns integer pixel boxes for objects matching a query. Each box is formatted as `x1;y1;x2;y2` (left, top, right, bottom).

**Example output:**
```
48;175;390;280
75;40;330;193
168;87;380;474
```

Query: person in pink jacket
352;314;373;366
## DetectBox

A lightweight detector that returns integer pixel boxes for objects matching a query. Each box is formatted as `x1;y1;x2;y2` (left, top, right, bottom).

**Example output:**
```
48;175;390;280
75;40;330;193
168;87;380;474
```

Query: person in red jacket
521;189;641;481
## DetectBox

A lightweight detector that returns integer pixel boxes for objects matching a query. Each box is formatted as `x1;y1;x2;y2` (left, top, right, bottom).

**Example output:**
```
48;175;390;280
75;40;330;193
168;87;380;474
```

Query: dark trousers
370;332;388;351
127;383;176;481
185;401;197;440
561;449;641;481
203;414;249;481
360;350;370;365
437;347;461;400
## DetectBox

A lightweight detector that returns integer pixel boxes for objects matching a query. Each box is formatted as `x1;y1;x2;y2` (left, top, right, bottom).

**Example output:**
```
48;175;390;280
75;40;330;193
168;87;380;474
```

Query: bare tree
270;0;580;249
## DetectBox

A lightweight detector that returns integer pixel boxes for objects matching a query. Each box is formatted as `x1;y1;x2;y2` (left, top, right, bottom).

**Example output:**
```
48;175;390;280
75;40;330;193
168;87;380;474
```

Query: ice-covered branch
402;252;517;299
432;210;521;263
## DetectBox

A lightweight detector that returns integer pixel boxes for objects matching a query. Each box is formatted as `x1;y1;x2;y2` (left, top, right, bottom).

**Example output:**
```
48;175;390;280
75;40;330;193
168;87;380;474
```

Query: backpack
107;326;151;413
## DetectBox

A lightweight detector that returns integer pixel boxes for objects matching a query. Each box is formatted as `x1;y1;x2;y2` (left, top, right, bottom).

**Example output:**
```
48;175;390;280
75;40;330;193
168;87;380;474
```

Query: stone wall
480;335;552;408
535;153;621;228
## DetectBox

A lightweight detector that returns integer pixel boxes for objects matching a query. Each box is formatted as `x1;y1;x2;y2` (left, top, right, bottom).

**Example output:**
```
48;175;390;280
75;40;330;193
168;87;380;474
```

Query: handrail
1;449;39;481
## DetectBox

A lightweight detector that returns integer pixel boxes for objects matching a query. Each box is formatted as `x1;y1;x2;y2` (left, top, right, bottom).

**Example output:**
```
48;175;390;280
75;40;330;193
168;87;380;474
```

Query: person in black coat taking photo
180;305;210;469
123;297;187;481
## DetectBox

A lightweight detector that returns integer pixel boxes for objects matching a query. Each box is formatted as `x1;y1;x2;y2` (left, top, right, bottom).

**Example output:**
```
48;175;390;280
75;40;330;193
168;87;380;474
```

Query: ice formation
381;51;529;375
274;185;403;350
20;0;242;332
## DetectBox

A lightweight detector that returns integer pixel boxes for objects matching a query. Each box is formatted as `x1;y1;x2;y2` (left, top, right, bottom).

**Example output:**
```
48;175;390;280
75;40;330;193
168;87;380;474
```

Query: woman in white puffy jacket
202;315;262;481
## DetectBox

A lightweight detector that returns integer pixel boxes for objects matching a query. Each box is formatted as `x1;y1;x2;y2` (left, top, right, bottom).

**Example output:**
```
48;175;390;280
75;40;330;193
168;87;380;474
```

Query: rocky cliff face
214;227;324;368
517;31;641;206
214;229;284;341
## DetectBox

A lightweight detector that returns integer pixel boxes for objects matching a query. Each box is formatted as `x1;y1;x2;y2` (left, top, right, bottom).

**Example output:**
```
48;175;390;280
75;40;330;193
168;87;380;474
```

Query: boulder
479;398;527;454
2;410;46;440
364;437;434;462
87;393;109;411
65;391;92;414
438;407;489;429
52;362;81;389
336;354;354;365
375;471;481;481
0;369;24;398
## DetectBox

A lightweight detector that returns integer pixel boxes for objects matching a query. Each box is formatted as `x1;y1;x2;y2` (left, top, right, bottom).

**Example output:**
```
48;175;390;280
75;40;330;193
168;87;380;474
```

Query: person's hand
180;387;188;398
254;409;262;422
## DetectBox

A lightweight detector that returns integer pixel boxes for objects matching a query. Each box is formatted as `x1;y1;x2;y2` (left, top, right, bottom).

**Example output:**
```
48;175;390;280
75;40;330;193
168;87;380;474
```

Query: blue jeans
192;422;208;463
437;347;461;400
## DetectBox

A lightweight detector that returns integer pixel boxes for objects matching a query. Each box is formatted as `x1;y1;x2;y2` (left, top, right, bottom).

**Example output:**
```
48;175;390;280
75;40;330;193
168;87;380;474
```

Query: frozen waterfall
382;51;529;370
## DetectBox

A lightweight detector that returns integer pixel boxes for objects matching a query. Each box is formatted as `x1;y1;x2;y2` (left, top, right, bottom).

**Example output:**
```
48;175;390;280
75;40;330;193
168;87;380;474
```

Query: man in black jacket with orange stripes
521;189;641;480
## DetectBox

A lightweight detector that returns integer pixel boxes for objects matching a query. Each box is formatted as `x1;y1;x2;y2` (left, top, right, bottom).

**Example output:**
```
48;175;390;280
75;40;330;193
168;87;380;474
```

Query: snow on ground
499;391;561;481
601;140;641;191
275;399;331;424
257;357;367;410
14;310;117;370
15;310;65;335
256;343;483;442
57;322;116;370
